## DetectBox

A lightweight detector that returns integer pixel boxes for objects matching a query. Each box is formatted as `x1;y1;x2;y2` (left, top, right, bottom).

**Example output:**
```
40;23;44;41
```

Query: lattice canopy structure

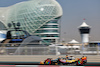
0;0;63;43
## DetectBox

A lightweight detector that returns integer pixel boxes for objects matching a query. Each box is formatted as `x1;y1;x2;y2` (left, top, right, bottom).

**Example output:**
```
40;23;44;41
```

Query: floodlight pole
56;44;58;55
82;42;84;56
82;43;83;55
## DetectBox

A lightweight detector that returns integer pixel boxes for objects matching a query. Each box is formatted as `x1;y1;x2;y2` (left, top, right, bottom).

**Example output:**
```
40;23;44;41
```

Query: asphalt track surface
0;62;100;66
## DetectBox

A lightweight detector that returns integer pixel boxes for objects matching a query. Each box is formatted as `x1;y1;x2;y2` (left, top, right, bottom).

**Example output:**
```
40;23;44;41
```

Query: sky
0;0;100;43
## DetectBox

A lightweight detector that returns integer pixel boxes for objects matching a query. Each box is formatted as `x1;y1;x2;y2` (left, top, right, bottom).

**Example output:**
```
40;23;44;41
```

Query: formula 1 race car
40;57;77;65
40;56;87;66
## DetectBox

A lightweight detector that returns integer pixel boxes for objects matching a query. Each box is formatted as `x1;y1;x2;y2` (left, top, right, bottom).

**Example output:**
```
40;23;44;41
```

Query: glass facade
0;21;6;30
0;0;63;44
41;25;58;28
34;18;60;43
35;30;58;33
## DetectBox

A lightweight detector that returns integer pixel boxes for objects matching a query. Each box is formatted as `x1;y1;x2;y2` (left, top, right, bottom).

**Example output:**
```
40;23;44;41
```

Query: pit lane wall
0;55;100;62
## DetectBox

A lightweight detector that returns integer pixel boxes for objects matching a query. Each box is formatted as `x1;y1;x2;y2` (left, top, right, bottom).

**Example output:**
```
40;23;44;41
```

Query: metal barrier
80;46;100;55
0;43;100;55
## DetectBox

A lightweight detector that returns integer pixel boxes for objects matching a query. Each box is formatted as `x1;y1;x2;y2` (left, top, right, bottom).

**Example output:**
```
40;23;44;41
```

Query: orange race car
40;56;87;66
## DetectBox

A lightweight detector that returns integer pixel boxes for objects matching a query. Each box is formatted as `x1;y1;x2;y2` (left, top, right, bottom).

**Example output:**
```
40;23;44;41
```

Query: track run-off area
0;64;100;67
0;55;100;66
0;62;100;66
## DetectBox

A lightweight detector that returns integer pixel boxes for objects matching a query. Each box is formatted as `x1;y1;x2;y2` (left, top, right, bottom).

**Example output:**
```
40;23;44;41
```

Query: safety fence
0;43;100;55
